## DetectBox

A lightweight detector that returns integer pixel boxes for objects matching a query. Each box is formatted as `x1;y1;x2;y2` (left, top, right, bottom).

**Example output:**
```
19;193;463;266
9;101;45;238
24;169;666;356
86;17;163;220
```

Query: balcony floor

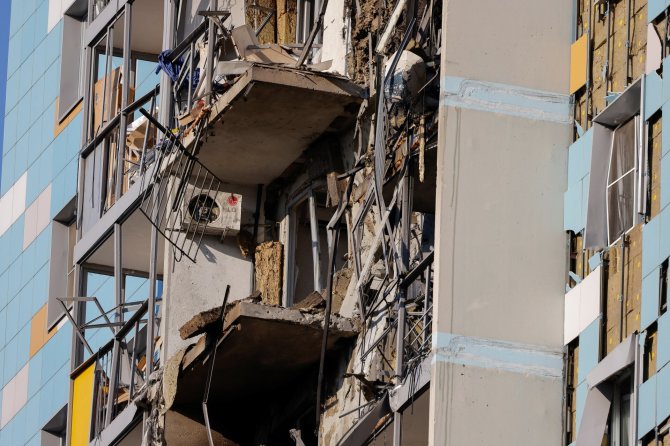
184;64;365;185
167;300;358;442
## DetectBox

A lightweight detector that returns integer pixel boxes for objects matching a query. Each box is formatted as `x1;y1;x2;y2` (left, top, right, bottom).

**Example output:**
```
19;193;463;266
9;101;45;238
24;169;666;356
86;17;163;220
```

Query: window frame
605;116;640;246
47;208;78;331
608;375;633;446
58;14;86;122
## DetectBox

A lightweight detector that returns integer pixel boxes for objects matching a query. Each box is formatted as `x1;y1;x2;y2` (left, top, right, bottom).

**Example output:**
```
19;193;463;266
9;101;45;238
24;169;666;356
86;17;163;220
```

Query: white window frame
605;116;640;246
58;14;86;121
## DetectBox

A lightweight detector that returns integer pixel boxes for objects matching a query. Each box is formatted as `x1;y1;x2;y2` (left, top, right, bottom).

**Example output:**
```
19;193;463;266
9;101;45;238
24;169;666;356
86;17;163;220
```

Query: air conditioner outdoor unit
180;185;242;235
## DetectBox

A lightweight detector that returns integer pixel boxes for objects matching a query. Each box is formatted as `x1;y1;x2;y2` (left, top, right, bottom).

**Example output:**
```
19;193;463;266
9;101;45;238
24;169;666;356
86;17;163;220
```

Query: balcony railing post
115;3;133;200
129;319;140;399
105;338;121;427
205;6;215;99
147;185;159;377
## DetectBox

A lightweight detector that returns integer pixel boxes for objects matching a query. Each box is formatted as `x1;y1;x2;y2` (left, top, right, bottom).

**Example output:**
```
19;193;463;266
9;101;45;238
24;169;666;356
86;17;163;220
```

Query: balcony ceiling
169;300;358;442
184;64;365;185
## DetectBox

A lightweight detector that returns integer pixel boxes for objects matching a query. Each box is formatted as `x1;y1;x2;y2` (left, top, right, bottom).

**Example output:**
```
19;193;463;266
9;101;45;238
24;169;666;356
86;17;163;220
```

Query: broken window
286;188;347;305
661;259;668;315
296;0;323;44
606;117;639;245
47;202;77;330
607;375;632;446
643;323;657;381
58;14;85;121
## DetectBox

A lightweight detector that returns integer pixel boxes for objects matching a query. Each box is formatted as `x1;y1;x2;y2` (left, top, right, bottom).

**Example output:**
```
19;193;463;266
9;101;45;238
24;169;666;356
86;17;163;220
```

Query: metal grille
139;109;227;262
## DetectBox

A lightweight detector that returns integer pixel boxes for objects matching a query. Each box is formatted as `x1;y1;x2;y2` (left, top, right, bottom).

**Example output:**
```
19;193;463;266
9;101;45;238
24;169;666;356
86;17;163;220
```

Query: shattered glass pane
608;118;637;186
607;172;635;244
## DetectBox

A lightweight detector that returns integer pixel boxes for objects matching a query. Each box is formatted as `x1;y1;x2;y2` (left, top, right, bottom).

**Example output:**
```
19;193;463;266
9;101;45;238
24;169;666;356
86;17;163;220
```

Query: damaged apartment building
562;0;670;445
0;0;598;445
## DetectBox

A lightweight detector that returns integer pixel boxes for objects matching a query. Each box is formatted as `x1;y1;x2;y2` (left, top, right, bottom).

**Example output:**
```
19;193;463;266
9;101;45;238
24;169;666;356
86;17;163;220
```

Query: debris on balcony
135;298;357;445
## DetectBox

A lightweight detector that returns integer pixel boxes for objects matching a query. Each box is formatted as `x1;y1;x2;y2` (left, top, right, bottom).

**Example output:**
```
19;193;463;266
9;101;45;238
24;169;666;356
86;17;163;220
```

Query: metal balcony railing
399;252;433;372
70;300;160;441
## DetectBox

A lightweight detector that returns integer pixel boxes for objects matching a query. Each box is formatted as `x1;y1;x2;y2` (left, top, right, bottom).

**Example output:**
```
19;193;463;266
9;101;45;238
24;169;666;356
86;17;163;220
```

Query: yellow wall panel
70;363;95;446
570;35;588;94
29;305;57;358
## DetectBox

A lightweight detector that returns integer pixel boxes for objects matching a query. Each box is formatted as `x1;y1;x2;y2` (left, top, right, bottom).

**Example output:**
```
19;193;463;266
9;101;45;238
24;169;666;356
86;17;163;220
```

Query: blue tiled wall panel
568;129;593;186
642;267;661;331
639;375;657;439
0;1;79;443
646;71;665;120
643;216;661;278
564;180;584;232
658;313;670;371
578;318;600;385
575;381;587;432
658;365;670;425
649;0;668;23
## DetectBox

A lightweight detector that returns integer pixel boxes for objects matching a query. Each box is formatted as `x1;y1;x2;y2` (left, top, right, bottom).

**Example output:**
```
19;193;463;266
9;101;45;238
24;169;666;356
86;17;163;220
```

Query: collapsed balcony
76;16;364;261
153;298;358;445
68;0;441;443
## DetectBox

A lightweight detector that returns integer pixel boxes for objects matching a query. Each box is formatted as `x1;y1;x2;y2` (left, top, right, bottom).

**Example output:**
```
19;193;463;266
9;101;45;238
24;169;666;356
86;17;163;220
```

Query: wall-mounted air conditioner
180;185;242;235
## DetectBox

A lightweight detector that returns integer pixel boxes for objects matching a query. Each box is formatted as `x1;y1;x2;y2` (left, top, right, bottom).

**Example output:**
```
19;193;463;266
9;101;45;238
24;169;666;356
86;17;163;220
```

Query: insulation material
605;224;643;353
245;0;277;45
255;241;284;306
575;383;613;446
650;114;662;219
276;0;297;44
570;35;588;94
567;342;580;443
565;267;603;345
625;225;643;337
588;0;647;116
647;23;662;74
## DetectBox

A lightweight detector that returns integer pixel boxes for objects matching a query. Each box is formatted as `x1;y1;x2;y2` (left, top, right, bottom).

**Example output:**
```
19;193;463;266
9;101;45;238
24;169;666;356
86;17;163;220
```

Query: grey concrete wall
429;0;572;444
162;183;260;359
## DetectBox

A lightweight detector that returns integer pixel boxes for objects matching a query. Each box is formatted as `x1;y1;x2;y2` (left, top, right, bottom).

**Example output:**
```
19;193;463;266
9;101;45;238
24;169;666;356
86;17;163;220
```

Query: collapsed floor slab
161;300;358;443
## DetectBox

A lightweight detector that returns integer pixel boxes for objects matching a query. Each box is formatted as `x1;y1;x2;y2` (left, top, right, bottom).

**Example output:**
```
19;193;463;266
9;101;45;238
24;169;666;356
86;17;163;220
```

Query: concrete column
428;0;572;444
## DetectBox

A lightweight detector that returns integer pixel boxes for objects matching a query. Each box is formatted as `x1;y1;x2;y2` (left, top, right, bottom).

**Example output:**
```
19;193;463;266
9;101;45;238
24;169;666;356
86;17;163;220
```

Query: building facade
0;0;658;445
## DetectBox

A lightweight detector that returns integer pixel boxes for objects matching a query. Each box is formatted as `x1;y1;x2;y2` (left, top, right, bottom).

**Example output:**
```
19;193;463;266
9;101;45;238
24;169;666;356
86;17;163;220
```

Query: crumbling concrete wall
321;0;351;75
162;182;261;359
